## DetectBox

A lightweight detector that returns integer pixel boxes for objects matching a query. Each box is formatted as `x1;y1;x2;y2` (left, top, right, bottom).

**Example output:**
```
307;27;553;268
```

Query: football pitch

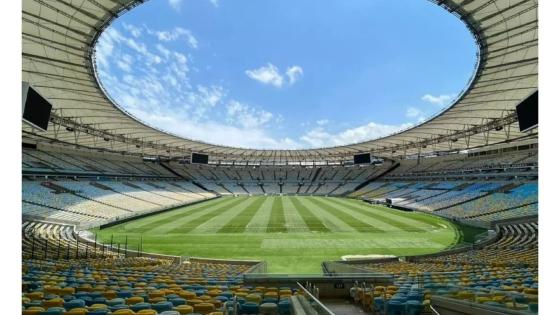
94;196;461;273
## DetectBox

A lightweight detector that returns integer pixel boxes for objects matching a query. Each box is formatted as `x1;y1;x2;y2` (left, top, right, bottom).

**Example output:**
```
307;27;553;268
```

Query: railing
296;282;336;315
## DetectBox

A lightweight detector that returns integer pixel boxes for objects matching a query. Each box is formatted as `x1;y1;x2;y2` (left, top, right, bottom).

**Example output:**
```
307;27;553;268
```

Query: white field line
281;196;310;233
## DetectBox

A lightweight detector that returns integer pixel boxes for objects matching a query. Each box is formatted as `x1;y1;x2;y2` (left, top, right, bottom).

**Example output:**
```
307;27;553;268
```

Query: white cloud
300;122;413;148
156;44;171;59
123;23;142;38
421;93;456;107
169;0;183;11
116;54;133;72
286;66;303;84
95;25;412;150
245;63;284;87
151;27;198;49
406;107;426;123
226;101;274;129
245;63;304;87
209;0;219;7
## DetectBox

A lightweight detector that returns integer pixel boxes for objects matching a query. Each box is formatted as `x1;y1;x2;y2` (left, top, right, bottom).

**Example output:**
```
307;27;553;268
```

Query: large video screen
516;91;538;132
22;82;52;131
353;153;371;164
191;153;209;164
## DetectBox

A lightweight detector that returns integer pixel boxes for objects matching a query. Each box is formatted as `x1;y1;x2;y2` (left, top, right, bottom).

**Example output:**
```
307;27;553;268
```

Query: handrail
296;282;336;315
430;304;442;315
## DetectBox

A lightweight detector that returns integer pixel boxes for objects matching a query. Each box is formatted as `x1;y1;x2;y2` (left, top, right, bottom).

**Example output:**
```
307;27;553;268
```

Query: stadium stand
344;219;538;313
20;0;539;312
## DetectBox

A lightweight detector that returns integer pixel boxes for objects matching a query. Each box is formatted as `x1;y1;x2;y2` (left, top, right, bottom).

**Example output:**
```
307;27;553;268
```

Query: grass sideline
93;196;463;273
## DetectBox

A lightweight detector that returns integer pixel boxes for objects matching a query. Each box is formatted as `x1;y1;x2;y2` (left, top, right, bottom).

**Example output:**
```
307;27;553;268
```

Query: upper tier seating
23;148;174;177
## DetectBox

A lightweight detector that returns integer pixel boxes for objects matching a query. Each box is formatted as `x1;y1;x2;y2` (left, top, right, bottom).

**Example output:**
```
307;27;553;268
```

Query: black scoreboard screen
353;153;371;164
191;153;209;164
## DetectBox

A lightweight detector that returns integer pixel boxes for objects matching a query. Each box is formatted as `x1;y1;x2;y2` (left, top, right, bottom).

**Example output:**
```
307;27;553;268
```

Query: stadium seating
22;180;217;225
347;220;538;313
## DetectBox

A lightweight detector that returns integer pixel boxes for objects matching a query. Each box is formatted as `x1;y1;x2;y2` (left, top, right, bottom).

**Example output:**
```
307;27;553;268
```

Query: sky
95;0;477;149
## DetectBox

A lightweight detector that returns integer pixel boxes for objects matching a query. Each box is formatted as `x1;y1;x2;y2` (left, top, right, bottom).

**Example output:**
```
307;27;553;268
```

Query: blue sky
95;0;477;149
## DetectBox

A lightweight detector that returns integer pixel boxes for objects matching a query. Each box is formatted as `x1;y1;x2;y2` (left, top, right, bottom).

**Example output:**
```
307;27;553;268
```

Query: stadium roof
22;0;538;163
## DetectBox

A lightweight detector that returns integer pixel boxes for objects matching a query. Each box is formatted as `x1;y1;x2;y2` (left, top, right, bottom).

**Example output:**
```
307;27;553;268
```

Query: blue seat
387;300;405;315
109;304;130;312
130;302;151;312
107;298;125;306
63;299;85;309
38;310;63;315
152;301;173;313
241;302;260;314
404;300;422;315
88;311;109;315
170;297;187;306
278;299;291;315
374;297;385;312
117;290;133;298
528;302;538;313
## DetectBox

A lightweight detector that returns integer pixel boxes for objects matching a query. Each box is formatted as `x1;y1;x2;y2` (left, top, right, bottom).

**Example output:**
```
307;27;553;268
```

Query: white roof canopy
22;0;538;162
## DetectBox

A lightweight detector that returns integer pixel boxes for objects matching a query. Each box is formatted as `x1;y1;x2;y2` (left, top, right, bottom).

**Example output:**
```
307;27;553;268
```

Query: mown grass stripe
281;196;310;233
308;197;384;233
190;197;262;233
328;198;430;232
245;197;274;233
297;196;358;232
267;197;287;233
123;197;234;231
290;196;330;232
165;197;250;233
217;196;267;233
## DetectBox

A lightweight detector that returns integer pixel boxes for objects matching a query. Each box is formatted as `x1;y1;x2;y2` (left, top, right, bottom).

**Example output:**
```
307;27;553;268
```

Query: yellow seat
61;287;76;295
149;296;166;303
112;309;135;315
174;304;194;314
187;299;204;306
193;302;215;314
87;304;108;311
43;298;64;308
25;292;44;300
127;296;145;305
64;308;88;315
245;294;262;304
137;310;157;315
179;291;197;299
103;290;117;300
44;286;61;295
209;299;223;309
22;307;44;315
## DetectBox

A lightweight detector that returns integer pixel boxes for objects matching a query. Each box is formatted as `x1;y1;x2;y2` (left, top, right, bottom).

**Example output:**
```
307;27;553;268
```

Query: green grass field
94;196;460;273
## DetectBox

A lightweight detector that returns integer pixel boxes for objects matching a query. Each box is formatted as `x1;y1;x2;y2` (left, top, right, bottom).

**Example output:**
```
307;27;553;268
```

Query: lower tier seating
346;220;538;314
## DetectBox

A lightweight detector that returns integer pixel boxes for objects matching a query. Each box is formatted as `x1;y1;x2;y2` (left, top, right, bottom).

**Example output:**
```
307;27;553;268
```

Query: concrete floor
321;298;369;315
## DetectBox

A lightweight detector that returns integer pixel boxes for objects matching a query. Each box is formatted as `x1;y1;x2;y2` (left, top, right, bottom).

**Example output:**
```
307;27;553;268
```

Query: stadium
19;0;540;315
